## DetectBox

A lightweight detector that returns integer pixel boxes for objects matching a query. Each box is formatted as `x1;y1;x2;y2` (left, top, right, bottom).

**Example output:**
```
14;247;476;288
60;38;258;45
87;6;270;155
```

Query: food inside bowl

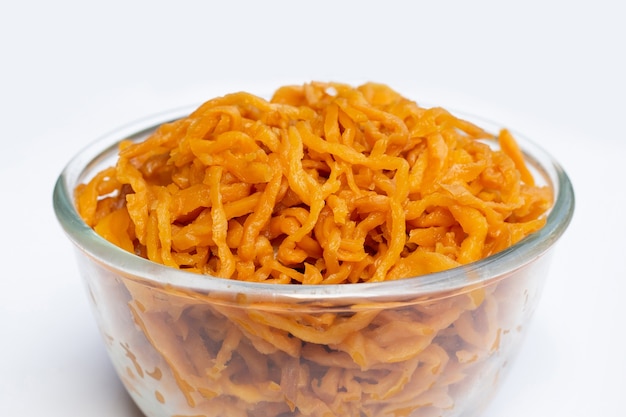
76;82;552;282
67;82;561;417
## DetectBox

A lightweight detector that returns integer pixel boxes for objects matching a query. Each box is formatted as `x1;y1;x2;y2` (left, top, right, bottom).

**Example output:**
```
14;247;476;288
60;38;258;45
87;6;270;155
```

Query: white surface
0;1;624;416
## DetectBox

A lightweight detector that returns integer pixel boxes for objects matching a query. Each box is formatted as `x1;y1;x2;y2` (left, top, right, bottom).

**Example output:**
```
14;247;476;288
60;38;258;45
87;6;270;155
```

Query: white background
1;1;624;416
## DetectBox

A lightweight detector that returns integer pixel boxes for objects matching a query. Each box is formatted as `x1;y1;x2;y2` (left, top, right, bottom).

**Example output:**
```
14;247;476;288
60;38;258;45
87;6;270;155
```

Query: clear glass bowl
53;106;574;417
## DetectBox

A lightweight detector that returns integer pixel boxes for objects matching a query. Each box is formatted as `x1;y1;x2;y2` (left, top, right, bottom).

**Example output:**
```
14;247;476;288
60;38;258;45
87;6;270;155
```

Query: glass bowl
53;105;574;417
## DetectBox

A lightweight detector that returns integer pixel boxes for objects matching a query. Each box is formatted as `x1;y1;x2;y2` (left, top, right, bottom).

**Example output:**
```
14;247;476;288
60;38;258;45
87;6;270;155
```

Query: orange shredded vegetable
76;82;554;417
76;82;552;283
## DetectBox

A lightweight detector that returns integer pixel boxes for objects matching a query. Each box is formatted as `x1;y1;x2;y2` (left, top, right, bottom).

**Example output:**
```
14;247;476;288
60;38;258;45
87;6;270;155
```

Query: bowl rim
53;103;575;302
